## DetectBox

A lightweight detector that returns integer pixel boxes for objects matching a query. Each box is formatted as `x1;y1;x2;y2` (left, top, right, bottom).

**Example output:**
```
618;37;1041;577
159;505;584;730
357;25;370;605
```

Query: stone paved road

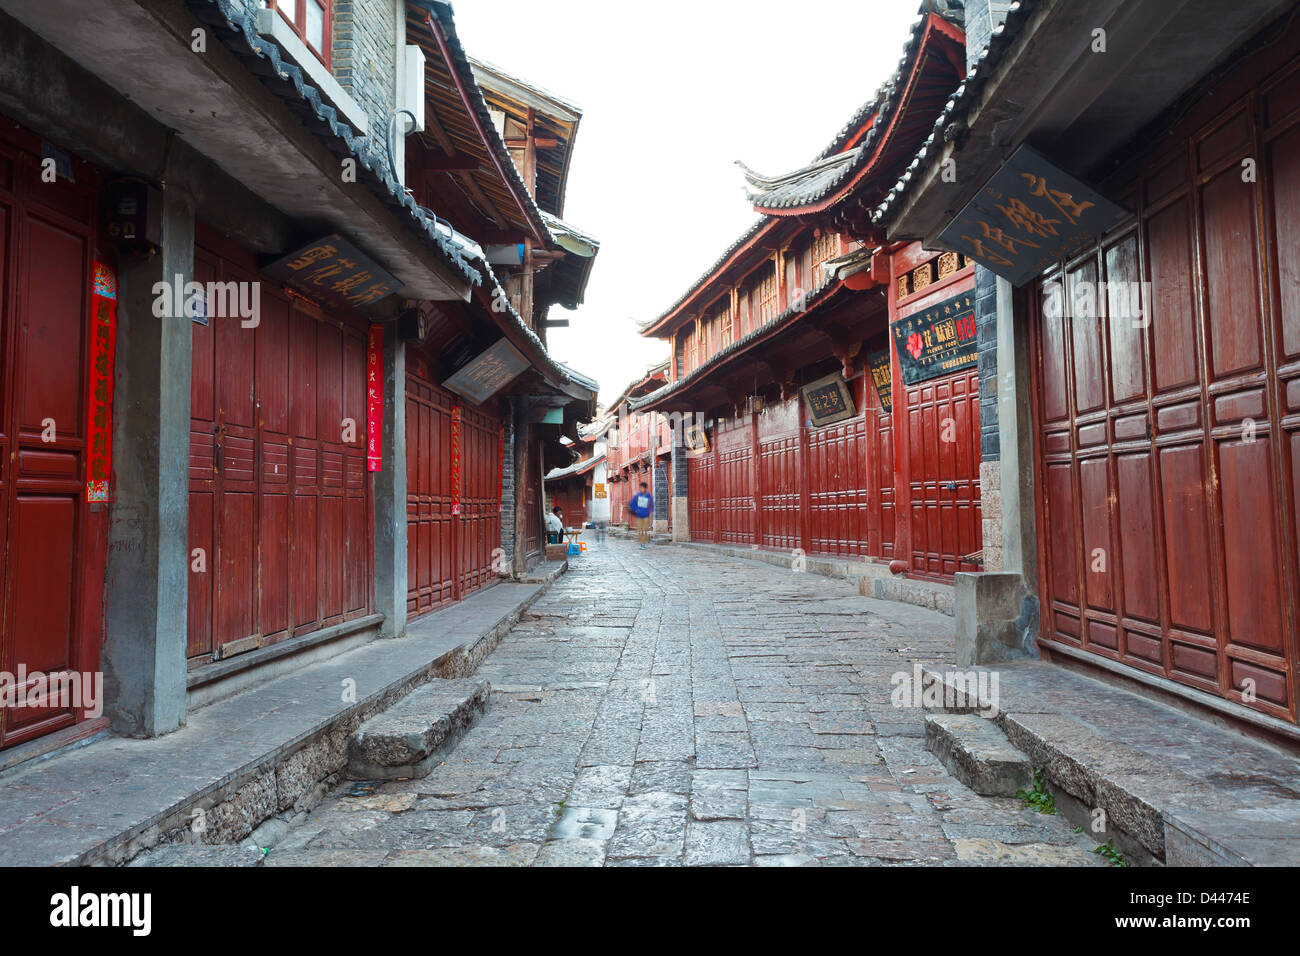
269;537;1101;866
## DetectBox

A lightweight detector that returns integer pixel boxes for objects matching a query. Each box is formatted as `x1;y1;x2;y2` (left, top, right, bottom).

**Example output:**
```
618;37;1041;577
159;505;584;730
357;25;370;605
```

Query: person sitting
545;505;564;544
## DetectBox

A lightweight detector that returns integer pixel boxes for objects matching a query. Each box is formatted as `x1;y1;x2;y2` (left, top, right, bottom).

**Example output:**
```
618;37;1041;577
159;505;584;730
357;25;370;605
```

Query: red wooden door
717;415;754;545
758;397;800;551
904;368;981;578
688;448;716;541
457;402;501;597
1033;61;1300;723
405;358;501;616
405;364;455;615
807;379;871;558
189;236;372;662
0;129;105;748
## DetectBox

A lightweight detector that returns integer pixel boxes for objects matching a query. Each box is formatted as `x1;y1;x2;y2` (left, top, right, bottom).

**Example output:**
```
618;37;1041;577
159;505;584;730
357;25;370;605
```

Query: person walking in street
628;482;654;549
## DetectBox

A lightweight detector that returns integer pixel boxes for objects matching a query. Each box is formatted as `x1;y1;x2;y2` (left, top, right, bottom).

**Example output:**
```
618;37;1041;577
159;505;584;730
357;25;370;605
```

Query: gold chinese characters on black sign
937;145;1129;287
263;234;401;311
801;372;857;428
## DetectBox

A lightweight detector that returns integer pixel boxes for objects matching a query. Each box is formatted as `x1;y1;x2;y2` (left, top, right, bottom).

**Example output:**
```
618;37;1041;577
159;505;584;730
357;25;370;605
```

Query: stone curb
70;573;564;867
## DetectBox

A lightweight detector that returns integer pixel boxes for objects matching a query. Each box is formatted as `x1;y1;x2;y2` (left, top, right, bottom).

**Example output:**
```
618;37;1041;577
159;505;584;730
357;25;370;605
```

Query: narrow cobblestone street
269;538;1100;866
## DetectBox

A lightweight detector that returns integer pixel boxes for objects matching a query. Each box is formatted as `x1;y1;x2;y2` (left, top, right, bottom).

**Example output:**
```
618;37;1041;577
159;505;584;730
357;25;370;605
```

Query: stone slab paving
267;537;1101;867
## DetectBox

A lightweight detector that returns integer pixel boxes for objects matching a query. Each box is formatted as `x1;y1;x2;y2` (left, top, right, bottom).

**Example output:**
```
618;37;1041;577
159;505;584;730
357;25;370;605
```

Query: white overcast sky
451;1;927;405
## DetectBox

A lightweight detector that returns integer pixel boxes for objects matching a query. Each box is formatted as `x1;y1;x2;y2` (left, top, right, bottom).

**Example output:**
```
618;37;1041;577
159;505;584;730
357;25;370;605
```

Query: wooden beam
423;152;481;171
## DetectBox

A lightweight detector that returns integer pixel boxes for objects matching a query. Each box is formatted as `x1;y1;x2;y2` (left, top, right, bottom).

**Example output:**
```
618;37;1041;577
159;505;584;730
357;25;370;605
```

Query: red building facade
634;9;978;580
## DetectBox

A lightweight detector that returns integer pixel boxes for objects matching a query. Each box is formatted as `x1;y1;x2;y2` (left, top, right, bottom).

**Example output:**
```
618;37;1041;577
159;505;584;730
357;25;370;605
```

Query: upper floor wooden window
756;269;778;326
269;0;331;67
812;230;839;269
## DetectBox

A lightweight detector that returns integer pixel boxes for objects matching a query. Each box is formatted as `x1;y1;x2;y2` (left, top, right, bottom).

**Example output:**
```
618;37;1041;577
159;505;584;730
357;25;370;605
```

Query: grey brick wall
332;0;398;177
653;460;669;520
963;0;1013;64
975;264;999;462
672;442;689;495
965;1;1011;465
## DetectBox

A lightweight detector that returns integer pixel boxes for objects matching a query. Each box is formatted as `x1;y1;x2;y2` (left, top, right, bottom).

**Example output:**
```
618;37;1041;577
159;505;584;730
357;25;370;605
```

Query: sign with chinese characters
891;290;978;387
86;262;117;502
867;349;892;413
801;372;857;428
264;234;401;311
684;422;710;457
593;483;607;499
366;325;383;472
442;338;530;404
938;145;1129;287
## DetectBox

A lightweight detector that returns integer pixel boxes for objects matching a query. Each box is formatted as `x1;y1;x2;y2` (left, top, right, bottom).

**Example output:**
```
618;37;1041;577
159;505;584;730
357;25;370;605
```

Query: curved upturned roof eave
744;10;967;219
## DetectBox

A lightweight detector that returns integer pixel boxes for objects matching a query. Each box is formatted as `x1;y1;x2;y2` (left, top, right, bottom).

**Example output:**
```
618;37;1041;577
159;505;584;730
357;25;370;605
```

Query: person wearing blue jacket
628;482;654;549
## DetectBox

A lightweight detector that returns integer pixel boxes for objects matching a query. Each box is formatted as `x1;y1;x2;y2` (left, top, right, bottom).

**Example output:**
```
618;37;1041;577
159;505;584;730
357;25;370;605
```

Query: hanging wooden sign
86;262;117;503
867;349;892;412
366;325;383;472
264;234;401;311
890;290;978;387
443;337;530;404
938;145;1129;287
801;372;857;427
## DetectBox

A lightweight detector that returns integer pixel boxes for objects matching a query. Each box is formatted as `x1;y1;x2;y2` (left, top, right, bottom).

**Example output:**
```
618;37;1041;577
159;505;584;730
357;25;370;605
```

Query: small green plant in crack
1015;769;1057;815
1094;840;1127;867
554;800;566;818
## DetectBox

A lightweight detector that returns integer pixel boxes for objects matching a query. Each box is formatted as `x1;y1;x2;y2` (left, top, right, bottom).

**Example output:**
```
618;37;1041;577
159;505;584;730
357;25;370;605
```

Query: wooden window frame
269;0;332;68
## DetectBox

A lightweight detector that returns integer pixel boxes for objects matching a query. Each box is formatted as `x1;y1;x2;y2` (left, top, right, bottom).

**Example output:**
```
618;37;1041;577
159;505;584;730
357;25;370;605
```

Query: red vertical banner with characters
366;325;383;472
450;404;462;516
86;262;117;502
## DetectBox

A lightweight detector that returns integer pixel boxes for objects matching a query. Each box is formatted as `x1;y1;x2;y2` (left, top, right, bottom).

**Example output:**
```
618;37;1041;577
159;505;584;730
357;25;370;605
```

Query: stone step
863;575;955;616
346;678;490;780
128;844;266;867
923;712;1033;796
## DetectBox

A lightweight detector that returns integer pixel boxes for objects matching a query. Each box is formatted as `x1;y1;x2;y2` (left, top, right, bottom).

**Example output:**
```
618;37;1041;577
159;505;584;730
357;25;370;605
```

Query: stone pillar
997;278;1038;585
955;278;1041;664
670;424;690;542
372;331;407;638
102;181;194;738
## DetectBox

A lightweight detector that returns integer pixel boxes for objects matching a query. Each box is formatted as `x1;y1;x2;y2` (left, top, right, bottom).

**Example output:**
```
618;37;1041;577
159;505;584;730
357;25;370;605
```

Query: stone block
924;713;1032;796
347;678;489;779
954;572;1037;667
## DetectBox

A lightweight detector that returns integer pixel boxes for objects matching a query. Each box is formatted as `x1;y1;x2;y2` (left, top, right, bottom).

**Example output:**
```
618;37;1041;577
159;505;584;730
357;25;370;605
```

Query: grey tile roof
873;0;1037;228
644;0;966;334
191;0;484;286
192;0;598;404
737;148;863;210
741;0;966;212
